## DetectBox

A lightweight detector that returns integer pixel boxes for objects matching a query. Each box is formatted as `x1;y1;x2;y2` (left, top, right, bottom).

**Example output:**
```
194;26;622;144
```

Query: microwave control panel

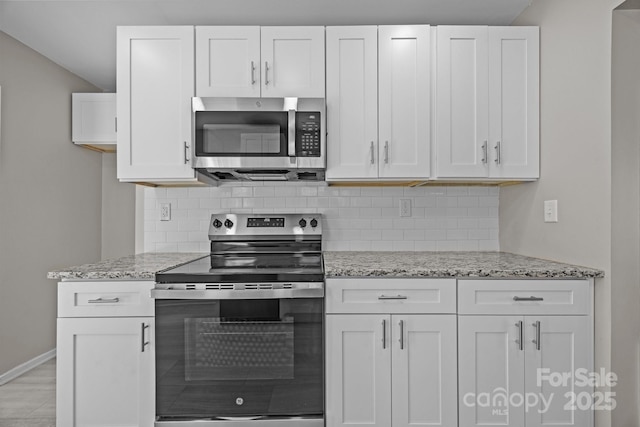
296;112;321;157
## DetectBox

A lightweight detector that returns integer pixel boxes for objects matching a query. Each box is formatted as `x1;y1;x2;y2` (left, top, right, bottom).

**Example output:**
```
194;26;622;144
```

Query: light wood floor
0;359;55;427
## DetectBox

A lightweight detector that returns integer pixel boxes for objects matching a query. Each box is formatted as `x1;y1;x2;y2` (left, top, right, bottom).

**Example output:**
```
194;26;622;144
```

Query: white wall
611;8;640;426
500;1;619;426
0;31;103;373
142;184;499;252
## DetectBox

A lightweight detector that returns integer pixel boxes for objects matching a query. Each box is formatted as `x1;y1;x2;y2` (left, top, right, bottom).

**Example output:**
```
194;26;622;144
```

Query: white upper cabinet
378;26;431;179
72;93;117;151
261;26;325;98
117;26;197;183
488;27;540;179
195;27;261;97
326;26;379;179
196;26;325;98
326;25;431;181
435;26;539;180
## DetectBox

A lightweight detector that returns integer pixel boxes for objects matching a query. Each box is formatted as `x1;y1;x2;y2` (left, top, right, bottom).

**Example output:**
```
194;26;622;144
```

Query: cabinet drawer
58;281;154;318
458;279;591;315
326;278;456;314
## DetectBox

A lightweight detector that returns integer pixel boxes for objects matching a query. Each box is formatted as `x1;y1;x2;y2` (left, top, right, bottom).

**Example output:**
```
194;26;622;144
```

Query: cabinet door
72;93;117;147
458;316;525;427
195;26;261;97
524;316;593;427
326;315;391;427
378;25;431;179
488;27;539;179
57;317;154;427
435;26;489;178
326;26;379;180
260;26;325;98
117;26;196;182
392;315;457;427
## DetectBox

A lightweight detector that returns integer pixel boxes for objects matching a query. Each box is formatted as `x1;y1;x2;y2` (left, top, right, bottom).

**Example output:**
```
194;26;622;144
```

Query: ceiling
0;0;531;91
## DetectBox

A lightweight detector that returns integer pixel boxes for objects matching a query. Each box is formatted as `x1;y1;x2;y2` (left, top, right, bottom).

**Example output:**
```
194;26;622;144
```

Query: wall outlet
399;199;412;217
544;200;558;223
160;203;171;221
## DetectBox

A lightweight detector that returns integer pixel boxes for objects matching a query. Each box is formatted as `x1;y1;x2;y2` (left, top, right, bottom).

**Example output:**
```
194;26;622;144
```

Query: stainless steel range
152;213;324;427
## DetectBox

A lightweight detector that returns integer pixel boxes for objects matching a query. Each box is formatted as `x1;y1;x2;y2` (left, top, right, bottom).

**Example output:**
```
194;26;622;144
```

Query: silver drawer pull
88;297;120;304
513;296;544;302
378;295;408;300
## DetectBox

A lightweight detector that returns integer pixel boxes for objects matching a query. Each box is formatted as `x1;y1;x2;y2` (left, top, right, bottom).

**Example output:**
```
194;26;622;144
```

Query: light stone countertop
47;253;207;281
47;251;604;281
323;251;604;279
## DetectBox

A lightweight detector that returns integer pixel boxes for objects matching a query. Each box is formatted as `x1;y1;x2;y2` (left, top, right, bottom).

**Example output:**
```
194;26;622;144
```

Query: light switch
544;200;558;223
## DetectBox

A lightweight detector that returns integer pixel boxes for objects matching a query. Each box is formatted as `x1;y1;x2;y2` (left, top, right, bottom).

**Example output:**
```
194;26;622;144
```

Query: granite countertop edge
47;251;604;281
323;251;604;279
47;252;208;281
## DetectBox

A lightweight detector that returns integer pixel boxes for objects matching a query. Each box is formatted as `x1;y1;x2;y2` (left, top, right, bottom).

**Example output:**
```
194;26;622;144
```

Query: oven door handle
150;288;324;300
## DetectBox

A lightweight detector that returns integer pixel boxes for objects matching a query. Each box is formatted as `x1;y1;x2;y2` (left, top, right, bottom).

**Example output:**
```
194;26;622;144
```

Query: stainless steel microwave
192;97;325;182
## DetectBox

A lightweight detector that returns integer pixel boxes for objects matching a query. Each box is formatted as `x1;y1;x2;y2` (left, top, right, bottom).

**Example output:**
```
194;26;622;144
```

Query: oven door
154;297;323;424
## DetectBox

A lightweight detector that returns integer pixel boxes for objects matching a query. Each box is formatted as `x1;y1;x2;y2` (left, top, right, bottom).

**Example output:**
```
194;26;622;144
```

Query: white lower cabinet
326;278;457;427
56;281;155;427
458;280;593;427
326;314;457;427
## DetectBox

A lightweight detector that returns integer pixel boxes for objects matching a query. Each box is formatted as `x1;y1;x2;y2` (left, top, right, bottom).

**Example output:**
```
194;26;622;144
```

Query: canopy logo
462;368;617;414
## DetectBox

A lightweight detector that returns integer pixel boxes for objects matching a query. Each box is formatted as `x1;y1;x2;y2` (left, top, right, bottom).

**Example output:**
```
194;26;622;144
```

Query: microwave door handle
288;109;296;157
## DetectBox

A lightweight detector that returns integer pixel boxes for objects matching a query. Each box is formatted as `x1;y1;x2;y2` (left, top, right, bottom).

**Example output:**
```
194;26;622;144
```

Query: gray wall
501;1;619;426
611;8;640;427
0;30;101;373
101;153;135;260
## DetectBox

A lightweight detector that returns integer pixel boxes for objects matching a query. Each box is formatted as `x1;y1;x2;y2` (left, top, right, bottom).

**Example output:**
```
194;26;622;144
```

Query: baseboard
0;348;56;386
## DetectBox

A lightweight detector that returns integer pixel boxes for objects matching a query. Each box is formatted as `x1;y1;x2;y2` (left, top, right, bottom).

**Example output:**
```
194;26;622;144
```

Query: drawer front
458;279;591;315
326;278;456;314
58;281;154;318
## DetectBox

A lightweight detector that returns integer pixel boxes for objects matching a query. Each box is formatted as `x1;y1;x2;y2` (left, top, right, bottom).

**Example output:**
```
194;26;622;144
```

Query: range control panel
296;112;321;157
209;213;322;239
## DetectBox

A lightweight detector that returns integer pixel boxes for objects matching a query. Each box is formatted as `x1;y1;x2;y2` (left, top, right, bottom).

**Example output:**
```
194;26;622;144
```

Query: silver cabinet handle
264;61;270;86
141;323;150;352
370;141;375;164
384;141;389;164
495;141;501;164
516;321;523;351
482;140;488;164
513;296;544;302
532;320;541;351
114;117;117;133
378;295;408;300
399;320;404;350
382;319;387;349
184;141;190;164
250;61;256;85
88;297;120;304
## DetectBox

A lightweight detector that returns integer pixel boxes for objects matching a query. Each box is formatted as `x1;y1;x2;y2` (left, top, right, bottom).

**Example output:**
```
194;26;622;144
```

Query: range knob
298;218;307;228
213;219;222;228
310;218;318;228
224;219;234;229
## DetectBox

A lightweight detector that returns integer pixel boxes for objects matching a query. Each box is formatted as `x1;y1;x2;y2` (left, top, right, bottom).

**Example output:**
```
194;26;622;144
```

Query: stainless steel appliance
192;97;325;182
153;213;324;427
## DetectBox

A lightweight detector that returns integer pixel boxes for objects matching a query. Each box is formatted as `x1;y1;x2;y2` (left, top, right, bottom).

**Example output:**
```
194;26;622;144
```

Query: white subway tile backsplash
142;184;499;252
232;187;253;198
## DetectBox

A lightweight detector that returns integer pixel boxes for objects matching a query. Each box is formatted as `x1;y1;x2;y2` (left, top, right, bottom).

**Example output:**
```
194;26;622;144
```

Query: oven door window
184;316;294;381
195;111;288;156
155;298;323;420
